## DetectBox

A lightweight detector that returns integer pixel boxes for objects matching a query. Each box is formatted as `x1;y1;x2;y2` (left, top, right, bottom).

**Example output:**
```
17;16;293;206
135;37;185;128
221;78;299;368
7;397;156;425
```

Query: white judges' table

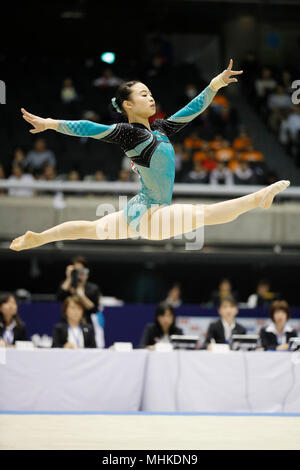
0;349;148;412
1;349;299;413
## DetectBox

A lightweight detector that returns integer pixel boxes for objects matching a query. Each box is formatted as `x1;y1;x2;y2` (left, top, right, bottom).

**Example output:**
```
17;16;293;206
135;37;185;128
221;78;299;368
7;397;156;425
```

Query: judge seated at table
52;295;96;348
0;293;27;347
202;296;246;350
259;300;297;351
139;301;183;350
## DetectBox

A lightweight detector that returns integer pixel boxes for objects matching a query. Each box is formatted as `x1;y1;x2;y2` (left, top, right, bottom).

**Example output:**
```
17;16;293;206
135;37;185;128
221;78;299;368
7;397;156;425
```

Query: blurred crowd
1;46;286;194
0;126;275;198
241;51;300;167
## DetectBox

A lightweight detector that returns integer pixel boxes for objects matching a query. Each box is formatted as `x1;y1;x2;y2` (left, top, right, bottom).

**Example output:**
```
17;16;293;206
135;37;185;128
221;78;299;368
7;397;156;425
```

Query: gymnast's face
123;82;156;119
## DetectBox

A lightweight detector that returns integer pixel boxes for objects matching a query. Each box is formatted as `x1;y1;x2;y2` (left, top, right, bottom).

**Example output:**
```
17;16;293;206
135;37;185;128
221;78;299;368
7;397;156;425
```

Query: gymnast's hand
21;108;58;133
209;59;243;92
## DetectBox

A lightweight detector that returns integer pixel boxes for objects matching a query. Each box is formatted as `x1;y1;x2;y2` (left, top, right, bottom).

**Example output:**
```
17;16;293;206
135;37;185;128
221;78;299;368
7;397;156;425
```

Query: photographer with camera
56;256;102;324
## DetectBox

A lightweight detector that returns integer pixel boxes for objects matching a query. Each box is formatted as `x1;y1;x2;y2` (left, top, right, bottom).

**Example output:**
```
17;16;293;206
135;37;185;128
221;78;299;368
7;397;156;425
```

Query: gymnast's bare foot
10;231;42;251
255;180;290;210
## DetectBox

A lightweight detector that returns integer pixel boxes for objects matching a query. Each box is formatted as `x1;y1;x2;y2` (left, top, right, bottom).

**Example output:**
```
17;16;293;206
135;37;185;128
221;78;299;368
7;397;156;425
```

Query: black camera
71;269;80;288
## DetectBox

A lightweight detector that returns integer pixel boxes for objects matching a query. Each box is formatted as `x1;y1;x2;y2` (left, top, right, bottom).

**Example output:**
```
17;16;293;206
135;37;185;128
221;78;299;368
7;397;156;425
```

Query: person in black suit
260;300;298;351
52;295;96;348
203;296;246;350
139;301;183;349
0;293;27;346
57;256;102;324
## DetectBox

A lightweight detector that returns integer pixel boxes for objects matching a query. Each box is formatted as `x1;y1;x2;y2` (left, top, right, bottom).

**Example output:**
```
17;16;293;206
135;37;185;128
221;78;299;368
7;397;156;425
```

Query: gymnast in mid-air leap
10;59;290;251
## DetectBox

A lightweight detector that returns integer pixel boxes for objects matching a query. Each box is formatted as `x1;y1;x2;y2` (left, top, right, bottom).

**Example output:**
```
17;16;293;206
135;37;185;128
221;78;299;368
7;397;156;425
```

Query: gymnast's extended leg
9;210;139;251
138;180;290;240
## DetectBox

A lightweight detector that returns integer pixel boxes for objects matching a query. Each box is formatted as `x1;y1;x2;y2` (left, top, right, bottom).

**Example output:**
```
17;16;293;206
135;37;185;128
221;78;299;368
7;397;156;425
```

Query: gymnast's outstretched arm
161;58;243;134
21;108;118;140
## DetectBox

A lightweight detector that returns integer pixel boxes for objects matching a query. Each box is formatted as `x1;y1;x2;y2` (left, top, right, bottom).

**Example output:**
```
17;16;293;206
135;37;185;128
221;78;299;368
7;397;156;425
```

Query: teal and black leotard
56;84;216;233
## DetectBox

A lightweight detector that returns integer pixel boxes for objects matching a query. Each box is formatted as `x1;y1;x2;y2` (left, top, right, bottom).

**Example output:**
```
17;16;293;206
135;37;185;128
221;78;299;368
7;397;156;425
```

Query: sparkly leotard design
56;85;216;232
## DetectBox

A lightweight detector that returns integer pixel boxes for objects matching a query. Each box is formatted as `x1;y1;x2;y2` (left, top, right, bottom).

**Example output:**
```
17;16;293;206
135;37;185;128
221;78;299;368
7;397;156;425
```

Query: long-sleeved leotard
56;84;216;232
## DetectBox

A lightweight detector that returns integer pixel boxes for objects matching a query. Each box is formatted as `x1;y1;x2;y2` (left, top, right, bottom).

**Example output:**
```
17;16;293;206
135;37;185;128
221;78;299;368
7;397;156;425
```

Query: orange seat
184;137;203;150
233;136;252;150
193;151;207;162
215;147;235;162
241;150;264;162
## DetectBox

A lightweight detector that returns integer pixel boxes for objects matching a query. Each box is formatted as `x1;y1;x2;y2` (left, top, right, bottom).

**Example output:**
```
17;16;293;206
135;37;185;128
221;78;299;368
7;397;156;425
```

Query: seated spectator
52;296;96;348
41;164;57;181
279;104;300;147
11;146;27;170
0;293;27;347
215;142;235;163
165;283;182;308
57;256;102;324
203;296;246;349
184;131;203;152
209;161;233;185
210;278;238;306
93;170;106;182
8;164;35;197
267;85;293;133
68;169;80;181
260;300;297;351
139;301;183;349
209;134;225;151
183;160;208;184
228;150;242;172
61;77;78;104
233;131;252;151
25;138;56;174
201;149;217;172
240;144;264;162
192;150;207;163
118;169;131;182
93;67;123;88
255;67;277;102
247;279;280;308
267;85;292;112
233;161;255;185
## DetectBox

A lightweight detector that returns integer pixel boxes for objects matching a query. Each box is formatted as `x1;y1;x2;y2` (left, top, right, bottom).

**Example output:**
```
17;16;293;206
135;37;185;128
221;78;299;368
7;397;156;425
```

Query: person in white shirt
209;161;233;185
247;279;278;308
8;164;35;197
279;105;300;145
165;283;182;308
267;85;294;133
255;67;277;99
93;67;123;88
260;300;297;351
